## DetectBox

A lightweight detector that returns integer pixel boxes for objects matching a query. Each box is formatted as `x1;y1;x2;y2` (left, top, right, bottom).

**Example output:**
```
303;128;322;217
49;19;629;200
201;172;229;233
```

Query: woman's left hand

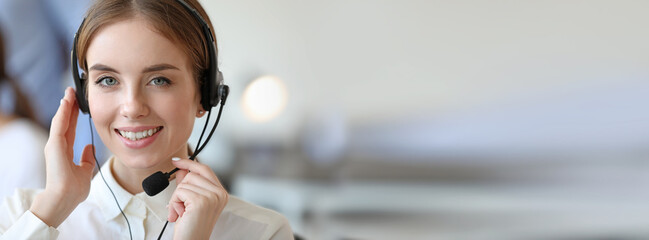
168;158;229;239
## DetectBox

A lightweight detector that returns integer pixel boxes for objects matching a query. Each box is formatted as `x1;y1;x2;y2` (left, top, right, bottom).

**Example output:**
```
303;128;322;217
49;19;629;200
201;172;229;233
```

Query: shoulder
0;119;47;147
224;196;288;224
1;119;46;136
0;120;47;189
216;195;293;239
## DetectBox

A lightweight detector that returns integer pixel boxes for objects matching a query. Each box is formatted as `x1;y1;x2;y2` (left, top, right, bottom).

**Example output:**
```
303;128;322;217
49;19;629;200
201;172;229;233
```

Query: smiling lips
117;126;162;141
115;126;163;149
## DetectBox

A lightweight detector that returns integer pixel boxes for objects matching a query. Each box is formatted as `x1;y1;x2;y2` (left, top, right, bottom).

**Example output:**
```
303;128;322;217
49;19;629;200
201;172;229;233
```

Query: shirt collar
138;177;176;222
90;156;176;223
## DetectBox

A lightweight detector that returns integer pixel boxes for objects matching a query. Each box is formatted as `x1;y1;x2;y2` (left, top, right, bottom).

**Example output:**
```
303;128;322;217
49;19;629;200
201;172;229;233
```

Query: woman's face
85;17;201;170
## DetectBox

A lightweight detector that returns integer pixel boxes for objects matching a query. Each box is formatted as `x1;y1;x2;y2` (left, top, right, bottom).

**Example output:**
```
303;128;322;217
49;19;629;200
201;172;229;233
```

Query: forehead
86;17;190;72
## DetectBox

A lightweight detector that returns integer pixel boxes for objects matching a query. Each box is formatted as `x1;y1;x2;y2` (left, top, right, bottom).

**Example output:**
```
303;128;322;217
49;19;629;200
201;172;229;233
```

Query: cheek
87;86;115;107
87;93;111;114
159;97;197;150
86;90;117;135
160;95;197;123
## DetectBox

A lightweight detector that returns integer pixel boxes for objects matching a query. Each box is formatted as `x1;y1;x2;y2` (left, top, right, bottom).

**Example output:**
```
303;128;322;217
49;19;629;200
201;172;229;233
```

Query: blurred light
241;75;288;122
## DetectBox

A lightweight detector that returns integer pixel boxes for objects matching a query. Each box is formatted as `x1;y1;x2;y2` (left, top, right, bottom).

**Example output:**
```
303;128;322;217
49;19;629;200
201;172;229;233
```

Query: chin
117;152;166;170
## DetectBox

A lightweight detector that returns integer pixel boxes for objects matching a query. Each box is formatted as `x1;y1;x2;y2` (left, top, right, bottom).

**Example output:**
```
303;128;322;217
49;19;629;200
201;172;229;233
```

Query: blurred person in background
0;0;71;129
0;0;110;164
0;29;47;199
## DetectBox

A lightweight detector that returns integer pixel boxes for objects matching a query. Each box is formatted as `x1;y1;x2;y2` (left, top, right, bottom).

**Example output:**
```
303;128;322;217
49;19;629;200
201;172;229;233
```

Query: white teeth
118;127;160;141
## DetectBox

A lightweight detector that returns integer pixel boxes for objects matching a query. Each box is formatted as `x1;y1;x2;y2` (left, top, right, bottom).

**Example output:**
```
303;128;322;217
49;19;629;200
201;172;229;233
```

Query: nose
120;88;149;120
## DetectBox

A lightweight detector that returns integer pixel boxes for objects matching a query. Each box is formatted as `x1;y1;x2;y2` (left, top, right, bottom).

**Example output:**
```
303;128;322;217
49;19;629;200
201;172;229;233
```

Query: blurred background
199;1;649;239
3;0;649;239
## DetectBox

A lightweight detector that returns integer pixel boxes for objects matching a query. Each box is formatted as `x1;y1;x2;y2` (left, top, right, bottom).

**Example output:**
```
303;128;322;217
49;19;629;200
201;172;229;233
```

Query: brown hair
76;0;216;86
0;28;37;121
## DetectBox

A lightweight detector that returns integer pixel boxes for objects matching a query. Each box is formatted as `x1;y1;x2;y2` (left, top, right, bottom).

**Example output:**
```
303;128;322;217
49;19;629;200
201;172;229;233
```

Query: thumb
80;144;97;173
175;169;188;184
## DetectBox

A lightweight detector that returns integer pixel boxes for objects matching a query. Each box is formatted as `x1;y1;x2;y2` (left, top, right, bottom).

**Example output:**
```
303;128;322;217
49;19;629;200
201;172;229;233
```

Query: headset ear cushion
200;75;211;111
80;73;88;107
218;85;229;106
212;71;224;105
200;70;223;111
75;80;90;114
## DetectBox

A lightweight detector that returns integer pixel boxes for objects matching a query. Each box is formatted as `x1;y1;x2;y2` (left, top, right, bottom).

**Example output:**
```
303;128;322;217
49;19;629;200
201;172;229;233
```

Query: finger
177;181;217;198
169;187;197;220
168;201;184;222
45;91;74;157
171;187;201;208
65;88;80;148
50;90;72;138
179;172;221;193
168;170;220;222
175;169;188;185
79;144;97;173
167;204;176;222
172;159;221;186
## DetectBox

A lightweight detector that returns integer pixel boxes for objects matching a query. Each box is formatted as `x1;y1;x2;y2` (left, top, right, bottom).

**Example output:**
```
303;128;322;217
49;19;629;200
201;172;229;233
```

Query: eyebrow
89;64;119;73
88;63;180;74
142;64;180;73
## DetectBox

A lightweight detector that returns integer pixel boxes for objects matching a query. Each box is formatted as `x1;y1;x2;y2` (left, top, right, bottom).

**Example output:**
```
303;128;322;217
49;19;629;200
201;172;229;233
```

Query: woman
0;30;47;200
0;0;293;239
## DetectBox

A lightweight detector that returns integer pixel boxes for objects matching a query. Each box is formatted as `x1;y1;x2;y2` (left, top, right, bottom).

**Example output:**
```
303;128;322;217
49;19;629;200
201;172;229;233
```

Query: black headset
71;0;229;115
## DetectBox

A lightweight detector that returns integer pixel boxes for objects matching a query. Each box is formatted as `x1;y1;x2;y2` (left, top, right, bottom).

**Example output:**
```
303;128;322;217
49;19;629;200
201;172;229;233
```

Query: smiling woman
0;0;293;239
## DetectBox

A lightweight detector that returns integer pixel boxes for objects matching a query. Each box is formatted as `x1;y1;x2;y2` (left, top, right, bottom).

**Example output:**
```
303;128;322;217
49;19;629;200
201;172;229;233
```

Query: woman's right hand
29;87;97;228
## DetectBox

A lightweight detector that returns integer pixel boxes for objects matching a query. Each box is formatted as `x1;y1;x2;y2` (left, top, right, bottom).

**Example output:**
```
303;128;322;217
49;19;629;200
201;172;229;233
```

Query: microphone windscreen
142;171;169;196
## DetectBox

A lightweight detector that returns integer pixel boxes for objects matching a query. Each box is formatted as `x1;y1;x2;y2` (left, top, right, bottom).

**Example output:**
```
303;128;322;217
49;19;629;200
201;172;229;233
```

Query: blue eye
96;77;118;86
150;77;171;86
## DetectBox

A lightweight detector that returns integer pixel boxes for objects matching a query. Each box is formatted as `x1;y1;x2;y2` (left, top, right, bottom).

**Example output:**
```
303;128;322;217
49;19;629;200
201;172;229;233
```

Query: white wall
200;0;649;148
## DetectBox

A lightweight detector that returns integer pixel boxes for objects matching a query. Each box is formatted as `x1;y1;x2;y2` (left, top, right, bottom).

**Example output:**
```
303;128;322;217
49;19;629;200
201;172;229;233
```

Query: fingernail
60;99;64;105
172;157;181;161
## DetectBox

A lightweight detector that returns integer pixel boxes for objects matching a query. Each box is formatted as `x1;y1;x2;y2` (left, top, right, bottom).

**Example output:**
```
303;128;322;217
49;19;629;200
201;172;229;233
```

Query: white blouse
0;157;293;239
